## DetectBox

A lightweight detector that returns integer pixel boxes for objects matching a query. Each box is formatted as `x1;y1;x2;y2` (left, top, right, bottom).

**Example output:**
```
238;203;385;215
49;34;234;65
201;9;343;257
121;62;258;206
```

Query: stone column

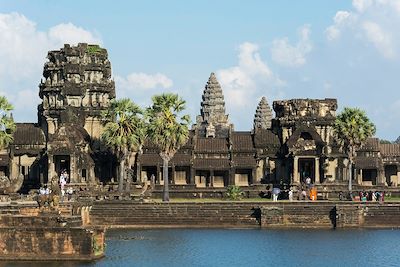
251;168;256;185
378;168;385;185
293;156;299;184
314;157;320;184
189;167;195;185
48;155;55;183
210;169;214;187
358;169;363;185
229;168;235;185
70;155;76;183
156;165;161;184
171;164;176;185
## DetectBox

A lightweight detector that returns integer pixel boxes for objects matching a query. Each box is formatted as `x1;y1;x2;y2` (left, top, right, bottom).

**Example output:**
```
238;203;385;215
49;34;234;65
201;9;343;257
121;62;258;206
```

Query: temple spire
194;72;233;137
253;96;272;130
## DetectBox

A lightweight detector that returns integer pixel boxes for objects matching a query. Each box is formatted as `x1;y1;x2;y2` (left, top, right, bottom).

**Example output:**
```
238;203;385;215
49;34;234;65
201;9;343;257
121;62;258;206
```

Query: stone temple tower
194;72;233;138
253;96;272;130
37;43;116;183
38;43;115;137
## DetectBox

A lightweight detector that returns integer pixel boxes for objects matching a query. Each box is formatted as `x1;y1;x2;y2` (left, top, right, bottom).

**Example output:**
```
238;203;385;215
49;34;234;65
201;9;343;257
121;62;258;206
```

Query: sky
0;0;399;141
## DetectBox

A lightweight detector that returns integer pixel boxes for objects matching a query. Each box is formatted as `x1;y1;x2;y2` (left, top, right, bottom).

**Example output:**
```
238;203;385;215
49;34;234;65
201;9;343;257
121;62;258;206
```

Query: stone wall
260;203;335;228
88;201;400;229
90;201;261;228
0;206;105;261
0;226;104;260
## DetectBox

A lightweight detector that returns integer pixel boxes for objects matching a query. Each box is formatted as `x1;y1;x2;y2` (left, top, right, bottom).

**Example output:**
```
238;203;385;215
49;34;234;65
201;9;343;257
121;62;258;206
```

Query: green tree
101;99;143;192
334;107;376;191
146;93;190;202
0;96;15;149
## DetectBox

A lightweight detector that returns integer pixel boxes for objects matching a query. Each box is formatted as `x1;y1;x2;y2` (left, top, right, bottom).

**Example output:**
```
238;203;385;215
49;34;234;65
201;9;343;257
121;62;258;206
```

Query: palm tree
101;98;143;192
0;96;15;149
146;93;190;202
334;107;376;192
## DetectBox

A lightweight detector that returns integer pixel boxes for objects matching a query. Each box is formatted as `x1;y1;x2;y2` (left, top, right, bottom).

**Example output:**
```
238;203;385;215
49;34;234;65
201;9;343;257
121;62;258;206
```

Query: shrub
225;185;244;200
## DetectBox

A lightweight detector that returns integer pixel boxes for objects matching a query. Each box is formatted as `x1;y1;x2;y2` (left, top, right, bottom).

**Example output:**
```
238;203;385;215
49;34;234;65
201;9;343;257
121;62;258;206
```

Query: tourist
305;176;311;188
372;191;377;202
272;187;280;202
288;189;293;201
39;187;46;195
60;172;67;200
301;189;307;200
67;187;73;201
64;170;70;183
45;186;50;195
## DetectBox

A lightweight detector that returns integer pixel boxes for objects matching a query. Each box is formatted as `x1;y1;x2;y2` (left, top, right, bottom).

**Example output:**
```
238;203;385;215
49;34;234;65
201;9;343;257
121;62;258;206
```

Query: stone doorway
54;155;70;177
299;158;315;184
385;165;398;186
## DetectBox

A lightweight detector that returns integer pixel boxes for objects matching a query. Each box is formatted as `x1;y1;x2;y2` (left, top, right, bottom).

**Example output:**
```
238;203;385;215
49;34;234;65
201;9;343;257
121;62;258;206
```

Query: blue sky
1;0;399;140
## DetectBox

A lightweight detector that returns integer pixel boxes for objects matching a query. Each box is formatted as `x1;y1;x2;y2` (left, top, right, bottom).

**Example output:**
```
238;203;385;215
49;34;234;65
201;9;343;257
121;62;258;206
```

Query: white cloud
353;0;373;13
271;25;313;67
214;40;285;133
0;12;102;122
48;23;101;46
217;42;284;109
325;0;400;59
114;72;174;107
115;72;173;91
362;21;394;59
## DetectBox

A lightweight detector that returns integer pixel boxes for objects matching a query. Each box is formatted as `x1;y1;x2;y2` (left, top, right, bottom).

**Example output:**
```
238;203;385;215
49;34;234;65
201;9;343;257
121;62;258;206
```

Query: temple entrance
54;155;70;177
362;169;377;185
385;165;398;186
299;158;315;184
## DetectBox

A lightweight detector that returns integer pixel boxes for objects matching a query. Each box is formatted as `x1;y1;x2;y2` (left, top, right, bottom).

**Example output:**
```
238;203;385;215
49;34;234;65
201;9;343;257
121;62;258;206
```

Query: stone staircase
362;203;400;227
89;202;261;227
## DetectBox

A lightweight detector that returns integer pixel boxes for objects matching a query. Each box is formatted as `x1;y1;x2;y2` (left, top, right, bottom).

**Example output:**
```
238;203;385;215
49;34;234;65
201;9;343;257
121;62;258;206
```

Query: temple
2;43;400;194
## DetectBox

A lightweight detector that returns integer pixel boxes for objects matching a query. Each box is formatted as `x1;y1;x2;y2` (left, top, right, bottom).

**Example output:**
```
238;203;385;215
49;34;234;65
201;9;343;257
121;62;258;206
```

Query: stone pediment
290;139;316;154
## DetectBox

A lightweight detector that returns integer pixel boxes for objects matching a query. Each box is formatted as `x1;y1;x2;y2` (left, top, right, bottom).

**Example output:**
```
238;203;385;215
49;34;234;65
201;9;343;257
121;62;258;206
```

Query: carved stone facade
4;44;117;192
3;44;400;193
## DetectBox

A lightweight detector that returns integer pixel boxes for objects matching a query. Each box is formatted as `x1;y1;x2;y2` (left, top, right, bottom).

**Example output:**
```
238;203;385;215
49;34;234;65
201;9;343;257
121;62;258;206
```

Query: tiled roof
195;138;228;152
13;123;45;145
139;153;162;165
380;143;400;156
354;156;381;169
193;158;230;169
253;129;280;147
359;138;380;152
232;156;256;167
231;132;254;152
171;153;191;165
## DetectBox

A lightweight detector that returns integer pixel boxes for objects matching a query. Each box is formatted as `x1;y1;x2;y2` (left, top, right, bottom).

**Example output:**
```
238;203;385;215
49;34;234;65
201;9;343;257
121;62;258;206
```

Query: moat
4;228;400;267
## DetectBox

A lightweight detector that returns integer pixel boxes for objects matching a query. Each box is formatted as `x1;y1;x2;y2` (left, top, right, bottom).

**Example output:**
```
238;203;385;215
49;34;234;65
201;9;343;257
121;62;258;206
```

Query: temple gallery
2;43;399;193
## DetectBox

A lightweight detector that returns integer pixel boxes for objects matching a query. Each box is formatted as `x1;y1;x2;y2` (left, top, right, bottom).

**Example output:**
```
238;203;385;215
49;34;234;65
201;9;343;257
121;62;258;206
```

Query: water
3;228;400;267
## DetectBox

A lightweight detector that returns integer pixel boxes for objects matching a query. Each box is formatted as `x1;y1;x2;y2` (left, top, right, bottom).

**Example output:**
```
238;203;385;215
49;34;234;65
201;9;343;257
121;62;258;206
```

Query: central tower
194;72;233;138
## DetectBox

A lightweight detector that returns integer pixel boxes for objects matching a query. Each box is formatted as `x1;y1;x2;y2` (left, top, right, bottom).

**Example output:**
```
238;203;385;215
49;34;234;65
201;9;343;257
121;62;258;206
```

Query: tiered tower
37;43;116;183
194;72;233;138
38;43;115;138
253;96;272;130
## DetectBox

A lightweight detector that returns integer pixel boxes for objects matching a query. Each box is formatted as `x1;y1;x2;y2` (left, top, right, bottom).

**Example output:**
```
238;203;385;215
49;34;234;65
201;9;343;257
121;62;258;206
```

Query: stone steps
89;202;260;227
